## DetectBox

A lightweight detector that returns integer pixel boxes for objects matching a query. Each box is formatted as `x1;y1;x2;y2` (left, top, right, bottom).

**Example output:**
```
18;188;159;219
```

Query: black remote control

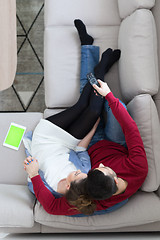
87;73;102;97
87;72;100;87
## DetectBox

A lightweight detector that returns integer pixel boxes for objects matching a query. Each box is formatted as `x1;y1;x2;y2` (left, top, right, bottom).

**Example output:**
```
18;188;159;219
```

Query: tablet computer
3;122;26;150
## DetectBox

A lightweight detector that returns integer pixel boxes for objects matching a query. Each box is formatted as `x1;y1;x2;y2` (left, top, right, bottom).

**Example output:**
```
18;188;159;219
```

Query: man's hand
24;156;39;179
93;80;111;97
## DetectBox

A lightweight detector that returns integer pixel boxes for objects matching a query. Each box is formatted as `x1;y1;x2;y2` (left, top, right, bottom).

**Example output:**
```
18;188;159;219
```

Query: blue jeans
80;45;126;148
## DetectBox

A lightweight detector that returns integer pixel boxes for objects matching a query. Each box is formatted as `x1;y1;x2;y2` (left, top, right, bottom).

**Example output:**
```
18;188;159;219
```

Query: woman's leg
67;90;104;139
74;19;100;93
46;82;93;130
80;45;99;93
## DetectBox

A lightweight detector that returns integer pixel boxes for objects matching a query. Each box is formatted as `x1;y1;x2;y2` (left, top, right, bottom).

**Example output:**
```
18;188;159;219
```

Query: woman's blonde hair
65;179;96;215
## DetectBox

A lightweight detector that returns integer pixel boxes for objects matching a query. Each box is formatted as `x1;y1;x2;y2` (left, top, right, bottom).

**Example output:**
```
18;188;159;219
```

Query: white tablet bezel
3;122;26;150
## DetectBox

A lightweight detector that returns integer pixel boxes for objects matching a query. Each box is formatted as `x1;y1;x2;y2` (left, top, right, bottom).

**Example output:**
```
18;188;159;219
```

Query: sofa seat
34;191;160;231
0;184;36;228
0;112;43;185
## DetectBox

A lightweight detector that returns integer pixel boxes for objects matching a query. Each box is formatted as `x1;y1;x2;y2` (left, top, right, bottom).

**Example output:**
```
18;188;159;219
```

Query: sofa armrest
127;94;160;192
118;1;160;192
118;0;155;19
118;8;159;102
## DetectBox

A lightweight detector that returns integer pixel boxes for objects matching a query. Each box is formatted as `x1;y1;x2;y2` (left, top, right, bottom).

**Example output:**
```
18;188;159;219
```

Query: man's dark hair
86;169;118;200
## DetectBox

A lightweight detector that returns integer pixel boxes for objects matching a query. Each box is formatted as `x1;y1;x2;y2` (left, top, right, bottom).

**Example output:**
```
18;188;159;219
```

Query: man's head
65;164;118;214
86;163;118;200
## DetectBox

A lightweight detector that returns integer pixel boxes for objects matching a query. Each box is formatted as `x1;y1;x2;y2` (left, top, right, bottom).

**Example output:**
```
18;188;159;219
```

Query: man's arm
93;80;148;174
93;80;145;151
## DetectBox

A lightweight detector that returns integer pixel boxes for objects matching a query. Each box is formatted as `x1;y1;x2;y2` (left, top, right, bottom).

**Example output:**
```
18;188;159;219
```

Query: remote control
87;72;103;97
87;72;100;87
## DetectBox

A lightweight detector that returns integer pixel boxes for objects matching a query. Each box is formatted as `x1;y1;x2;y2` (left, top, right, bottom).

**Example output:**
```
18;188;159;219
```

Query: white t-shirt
31;119;82;191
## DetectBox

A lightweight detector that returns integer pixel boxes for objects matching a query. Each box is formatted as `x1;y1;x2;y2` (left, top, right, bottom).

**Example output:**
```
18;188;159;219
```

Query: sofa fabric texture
118;0;155;19
127;94;160;192
44;26;121;108
45;0;121;27
0;184;35;228
34;191;160;230
118;9;159;102
0;113;43;185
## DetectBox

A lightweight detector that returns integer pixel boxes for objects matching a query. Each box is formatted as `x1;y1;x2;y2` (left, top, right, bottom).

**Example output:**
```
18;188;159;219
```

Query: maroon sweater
31;92;148;215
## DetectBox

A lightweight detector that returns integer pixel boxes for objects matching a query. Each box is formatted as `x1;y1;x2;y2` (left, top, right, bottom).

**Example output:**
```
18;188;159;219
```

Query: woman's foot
94;48;113;81
74;19;94;45
94;48;121;81
105;49;121;73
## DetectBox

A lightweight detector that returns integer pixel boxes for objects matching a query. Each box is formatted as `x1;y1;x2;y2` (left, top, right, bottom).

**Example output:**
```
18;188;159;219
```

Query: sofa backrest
152;0;160;119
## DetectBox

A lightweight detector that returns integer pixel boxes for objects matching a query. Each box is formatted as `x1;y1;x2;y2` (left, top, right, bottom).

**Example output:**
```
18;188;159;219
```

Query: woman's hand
93;80;111;97
24;156;39;179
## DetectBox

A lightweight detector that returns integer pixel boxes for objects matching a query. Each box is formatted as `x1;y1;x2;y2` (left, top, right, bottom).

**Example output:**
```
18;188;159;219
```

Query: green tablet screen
3;123;26;150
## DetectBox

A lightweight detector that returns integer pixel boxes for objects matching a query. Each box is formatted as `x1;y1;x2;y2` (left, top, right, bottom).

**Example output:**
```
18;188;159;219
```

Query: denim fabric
80;45;99;93
104;100;127;148
23;131;33;157
69;150;91;174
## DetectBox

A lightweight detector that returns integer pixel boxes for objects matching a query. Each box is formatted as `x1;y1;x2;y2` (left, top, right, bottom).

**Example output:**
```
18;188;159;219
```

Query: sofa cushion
45;0;121;27
0;184;35;228
118;0;155;19
0;113;43;185
127;94;160;192
34;191;160;230
118;9;159;102
44;109;65;119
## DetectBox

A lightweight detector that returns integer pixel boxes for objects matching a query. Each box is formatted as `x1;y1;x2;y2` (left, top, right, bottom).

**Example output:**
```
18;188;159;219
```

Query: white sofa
1;0;160;233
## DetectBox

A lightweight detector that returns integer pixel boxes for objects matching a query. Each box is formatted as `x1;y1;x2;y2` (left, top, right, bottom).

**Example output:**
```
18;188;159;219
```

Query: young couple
23;20;148;216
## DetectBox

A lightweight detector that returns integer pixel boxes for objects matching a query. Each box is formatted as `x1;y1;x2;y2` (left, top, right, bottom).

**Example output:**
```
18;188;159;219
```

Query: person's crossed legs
46;82;104;139
46;19;123;142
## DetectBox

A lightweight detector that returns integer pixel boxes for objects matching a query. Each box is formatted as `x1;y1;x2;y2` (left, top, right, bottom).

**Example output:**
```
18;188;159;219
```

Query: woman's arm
24;157;80;215
78;118;100;149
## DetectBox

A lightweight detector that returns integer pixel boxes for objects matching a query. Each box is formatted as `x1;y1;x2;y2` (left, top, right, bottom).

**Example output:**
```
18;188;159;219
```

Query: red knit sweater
31;92;148;215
